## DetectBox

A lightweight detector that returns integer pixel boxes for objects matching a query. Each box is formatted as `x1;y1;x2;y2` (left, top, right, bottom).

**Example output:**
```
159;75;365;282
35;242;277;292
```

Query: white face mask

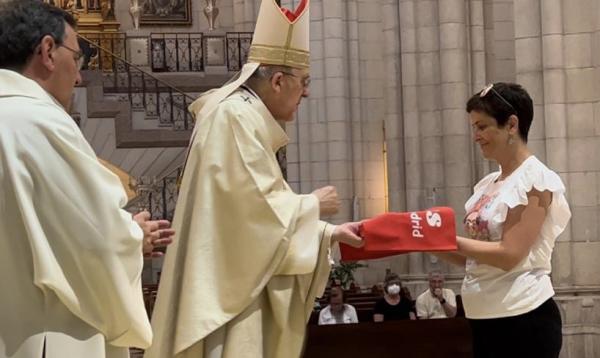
387;284;400;295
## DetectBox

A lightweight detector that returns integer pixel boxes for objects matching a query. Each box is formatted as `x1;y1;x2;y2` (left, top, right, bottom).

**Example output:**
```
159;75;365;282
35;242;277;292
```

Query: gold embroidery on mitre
285;22;295;51
248;44;310;68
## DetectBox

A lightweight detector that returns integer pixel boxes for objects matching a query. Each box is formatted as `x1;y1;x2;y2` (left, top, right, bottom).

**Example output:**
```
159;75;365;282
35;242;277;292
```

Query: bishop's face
275;67;310;122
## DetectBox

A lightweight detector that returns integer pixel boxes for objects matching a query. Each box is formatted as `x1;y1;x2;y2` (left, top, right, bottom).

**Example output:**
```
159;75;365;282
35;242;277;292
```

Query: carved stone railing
79;31;254;132
128;167;181;221
128;144;286;220
128;154;287;223
150;32;204;72
79;33;196;132
147;32;252;73
226;32;253;71
79;32;126;72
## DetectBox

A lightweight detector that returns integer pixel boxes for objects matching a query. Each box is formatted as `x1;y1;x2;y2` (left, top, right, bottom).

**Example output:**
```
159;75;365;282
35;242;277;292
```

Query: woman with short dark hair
436;83;571;358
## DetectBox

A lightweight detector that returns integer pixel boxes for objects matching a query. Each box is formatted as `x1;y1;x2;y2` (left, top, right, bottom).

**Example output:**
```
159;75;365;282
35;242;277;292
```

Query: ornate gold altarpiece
43;0;120;33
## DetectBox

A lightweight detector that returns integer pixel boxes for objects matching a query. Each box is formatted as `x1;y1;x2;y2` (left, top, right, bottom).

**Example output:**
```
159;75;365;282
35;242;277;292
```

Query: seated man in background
318;286;359;325
416;271;457;319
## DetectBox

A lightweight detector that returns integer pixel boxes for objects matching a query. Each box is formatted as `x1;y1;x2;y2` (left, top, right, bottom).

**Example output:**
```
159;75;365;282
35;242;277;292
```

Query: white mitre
248;0;310;69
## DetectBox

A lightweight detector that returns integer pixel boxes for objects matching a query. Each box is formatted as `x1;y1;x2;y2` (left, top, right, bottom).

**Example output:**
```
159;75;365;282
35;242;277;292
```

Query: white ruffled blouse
461;156;571;319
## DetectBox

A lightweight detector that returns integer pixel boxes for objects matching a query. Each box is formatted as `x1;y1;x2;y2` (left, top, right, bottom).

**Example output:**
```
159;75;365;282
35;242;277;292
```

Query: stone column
287;0;324;195
322;0;354;222
536;0;572;288
288;0;356;224
232;0;257;31
469;0;488;93
515;0;547;161
381;0;410;277
350;0;390;283
492;0;516;82
513;0;600;356
346;0;364;215
399;0;425;276
469;0;491;181
437;0;473;275
415;0;444;276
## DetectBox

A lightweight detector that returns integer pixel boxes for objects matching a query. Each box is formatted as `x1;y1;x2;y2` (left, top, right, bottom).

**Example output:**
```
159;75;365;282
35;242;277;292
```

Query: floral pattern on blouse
463;192;499;242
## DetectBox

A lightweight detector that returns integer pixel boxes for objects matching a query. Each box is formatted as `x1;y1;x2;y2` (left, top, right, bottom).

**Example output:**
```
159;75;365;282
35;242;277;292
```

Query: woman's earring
508;135;515;145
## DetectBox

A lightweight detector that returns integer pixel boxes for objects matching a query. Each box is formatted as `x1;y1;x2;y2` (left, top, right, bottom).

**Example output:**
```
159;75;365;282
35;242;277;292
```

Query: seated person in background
373;273;416;322
318;286;359;325
416;270;457;319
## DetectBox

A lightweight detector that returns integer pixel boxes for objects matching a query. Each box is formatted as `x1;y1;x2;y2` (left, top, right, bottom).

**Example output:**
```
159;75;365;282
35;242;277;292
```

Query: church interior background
39;0;600;356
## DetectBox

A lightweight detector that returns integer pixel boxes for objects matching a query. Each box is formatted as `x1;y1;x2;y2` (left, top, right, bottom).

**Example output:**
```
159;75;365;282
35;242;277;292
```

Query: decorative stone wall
291;1;600;355
511;1;600;356
114;0;236;33
106;1;600;355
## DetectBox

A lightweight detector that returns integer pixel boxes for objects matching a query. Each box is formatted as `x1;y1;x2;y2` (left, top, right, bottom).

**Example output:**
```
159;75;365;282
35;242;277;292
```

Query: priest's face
273;67;310;121
33;24;83;110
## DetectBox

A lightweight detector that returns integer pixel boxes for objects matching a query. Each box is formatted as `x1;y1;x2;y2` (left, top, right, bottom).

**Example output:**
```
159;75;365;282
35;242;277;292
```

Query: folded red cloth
340;207;457;261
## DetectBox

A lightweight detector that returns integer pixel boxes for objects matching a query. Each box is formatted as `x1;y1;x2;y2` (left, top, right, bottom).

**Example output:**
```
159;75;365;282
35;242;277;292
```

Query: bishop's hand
332;222;364;248
312;185;341;217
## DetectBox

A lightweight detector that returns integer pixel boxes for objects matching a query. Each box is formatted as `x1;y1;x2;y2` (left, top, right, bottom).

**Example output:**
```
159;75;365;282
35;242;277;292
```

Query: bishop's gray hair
249;65;293;81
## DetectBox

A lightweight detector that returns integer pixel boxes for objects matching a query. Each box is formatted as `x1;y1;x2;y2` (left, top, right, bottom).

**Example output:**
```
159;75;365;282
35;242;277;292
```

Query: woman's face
469;110;512;161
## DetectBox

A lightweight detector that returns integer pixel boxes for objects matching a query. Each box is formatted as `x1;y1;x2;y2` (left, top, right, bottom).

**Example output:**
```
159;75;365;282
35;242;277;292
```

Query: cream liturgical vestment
145;87;335;358
0;70;152;358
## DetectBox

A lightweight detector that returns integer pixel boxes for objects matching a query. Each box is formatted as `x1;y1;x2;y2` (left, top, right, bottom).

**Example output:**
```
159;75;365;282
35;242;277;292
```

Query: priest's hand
332;222;364;248
312;185;341;217
133;211;175;258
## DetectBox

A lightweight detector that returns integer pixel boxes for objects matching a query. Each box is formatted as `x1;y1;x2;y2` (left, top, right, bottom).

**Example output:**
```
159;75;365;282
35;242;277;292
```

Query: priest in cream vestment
0;2;173;357
0;69;152;358
145;1;363;357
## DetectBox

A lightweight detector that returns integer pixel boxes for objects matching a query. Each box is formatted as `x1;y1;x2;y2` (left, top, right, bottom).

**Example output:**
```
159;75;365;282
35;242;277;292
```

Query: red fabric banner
340;207;458;261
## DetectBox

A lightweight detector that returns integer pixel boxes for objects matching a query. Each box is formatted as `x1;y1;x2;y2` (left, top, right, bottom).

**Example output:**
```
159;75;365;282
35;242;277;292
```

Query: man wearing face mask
373;274;416;322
